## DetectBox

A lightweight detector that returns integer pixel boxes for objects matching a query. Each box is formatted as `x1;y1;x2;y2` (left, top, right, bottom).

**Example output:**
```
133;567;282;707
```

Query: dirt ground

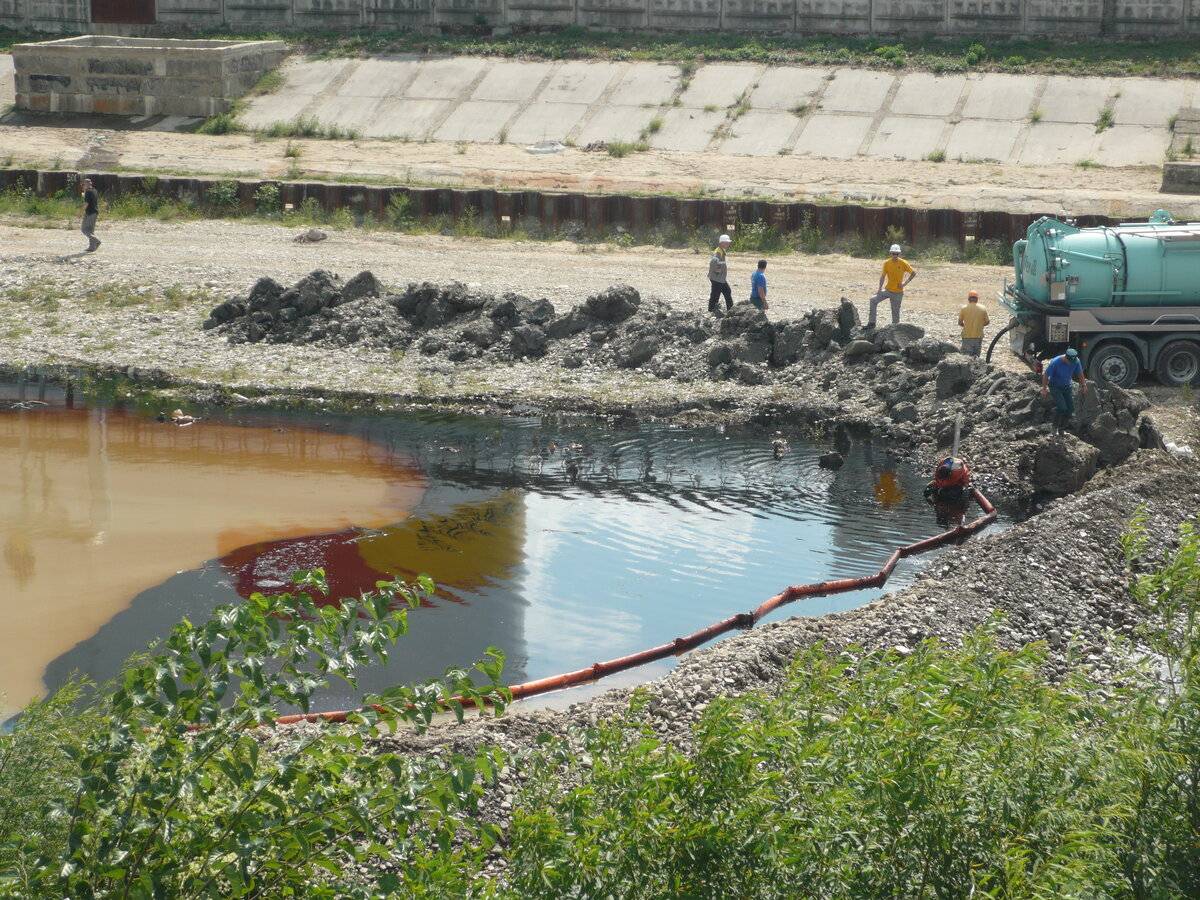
1;123;1195;219
1;216;1196;444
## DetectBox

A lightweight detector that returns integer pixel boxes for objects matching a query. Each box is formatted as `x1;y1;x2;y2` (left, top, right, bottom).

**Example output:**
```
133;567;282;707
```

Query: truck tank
1012;210;1200;309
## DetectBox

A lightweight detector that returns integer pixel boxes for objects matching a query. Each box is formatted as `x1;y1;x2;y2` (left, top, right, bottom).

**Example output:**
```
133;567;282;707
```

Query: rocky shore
205;269;1167;498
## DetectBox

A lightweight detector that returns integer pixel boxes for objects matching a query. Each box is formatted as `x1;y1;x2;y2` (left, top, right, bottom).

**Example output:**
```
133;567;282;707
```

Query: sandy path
1;124;1193;219
0;217;1006;343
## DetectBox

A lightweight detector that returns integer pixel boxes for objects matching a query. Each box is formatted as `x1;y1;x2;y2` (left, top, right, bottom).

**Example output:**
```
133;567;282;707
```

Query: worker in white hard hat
707;233;734;314
866;243;916;328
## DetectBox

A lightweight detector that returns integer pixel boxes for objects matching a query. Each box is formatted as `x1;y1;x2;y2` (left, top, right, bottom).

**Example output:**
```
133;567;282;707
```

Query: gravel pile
204;270;1165;497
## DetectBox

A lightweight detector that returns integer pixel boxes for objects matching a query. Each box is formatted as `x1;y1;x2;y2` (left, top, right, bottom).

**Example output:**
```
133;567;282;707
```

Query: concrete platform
0;55;12;109
1111;78;1196;127
471;61;553;103
576;105;659;144
406;57;487;99
361;98;449;139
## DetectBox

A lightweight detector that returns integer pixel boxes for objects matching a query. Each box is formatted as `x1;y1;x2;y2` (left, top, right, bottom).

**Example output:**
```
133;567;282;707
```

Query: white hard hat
718;234;732;243
889;243;902;253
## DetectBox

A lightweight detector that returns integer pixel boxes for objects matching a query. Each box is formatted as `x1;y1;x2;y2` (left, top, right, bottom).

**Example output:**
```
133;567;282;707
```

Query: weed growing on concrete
1095;106;1115;133
790;102;809;116
498;126;509;144
703;103;717;113
1185;137;1196;158
1076;159;1101;169
925;150;946;162
1030;107;1043;123
259;117;359;140
251;69;284;95
283;140;301;159
606;141;648;158
197;112;242;136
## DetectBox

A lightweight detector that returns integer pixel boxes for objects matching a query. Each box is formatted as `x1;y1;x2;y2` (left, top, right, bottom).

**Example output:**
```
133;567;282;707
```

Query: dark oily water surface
1;386;1005;716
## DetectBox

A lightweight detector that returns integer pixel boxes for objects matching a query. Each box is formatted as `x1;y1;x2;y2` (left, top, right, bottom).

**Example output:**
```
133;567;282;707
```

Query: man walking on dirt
867;244;915;328
958;290;990;356
1041;348;1088;433
707;234;733;314
750;259;768;315
80;178;101;253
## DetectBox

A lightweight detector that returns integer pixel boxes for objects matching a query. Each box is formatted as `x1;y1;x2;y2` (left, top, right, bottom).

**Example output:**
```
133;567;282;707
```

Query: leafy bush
204;179;241;210
0;571;508;898
253;181;281;216
386;192;413;228
731;220;787;254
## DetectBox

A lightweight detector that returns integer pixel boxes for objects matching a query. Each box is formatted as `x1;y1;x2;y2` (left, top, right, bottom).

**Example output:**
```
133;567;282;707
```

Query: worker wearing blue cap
1041;348;1088;433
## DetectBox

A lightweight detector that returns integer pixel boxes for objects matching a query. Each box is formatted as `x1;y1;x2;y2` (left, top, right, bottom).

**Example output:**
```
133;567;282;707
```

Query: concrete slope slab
820;70;894;114
648;106;726;152
507;101;590;144
239;92;314;129
868;115;946;161
471;60;554;102
361;98;449;139
1111;78;1195;127
945;120;1022;162
960;73;1038;120
679;63;761;109
338;57;419;99
748;67;829;111
793;113;873;158
889;72;966;117
608;63;680;107
540;61;622;105
1;54;13;108
576;105;659;144
1095;125;1171;166
405;57;488;99
719;110;800;156
434;99;519;142
1037;76;1113;124
1018;122;1099;166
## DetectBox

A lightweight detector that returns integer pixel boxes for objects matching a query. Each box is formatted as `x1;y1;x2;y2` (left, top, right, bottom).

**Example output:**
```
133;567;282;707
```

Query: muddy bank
203;269;1168;499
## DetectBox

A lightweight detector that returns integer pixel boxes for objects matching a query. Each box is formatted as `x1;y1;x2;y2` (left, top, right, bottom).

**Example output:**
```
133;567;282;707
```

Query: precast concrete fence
0;166;1127;247
4;0;1200;38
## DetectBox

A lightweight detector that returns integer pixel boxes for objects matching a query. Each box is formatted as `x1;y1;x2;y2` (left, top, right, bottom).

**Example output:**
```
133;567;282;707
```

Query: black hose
986;320;1017;363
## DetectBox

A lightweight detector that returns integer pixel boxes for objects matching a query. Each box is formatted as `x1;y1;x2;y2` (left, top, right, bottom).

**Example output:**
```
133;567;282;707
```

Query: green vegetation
1030;106;1043;123
0;179;1014;266
925;149;946;162
0;570;508;897
1095;105;1116;133
2;514;1199;896
606;139;649;158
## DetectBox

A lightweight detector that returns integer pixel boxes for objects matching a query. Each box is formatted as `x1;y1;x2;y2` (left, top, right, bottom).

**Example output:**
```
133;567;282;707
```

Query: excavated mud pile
205;270;1165;497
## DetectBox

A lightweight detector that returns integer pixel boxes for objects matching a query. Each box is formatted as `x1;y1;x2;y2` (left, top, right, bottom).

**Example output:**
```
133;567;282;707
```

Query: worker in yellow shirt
867;243;916;328
958;289;990;356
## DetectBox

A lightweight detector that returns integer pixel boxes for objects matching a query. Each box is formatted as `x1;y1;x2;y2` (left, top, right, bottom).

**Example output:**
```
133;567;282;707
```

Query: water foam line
267;488;998;727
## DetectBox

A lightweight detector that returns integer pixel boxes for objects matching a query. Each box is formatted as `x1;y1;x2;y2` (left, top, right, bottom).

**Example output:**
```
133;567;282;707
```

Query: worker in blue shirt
1041;348;1088;433
750;259;768;315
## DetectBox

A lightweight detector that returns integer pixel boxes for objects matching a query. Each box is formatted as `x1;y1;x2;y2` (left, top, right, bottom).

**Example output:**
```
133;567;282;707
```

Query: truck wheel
1088;344;1139;388
1155;340;1200;386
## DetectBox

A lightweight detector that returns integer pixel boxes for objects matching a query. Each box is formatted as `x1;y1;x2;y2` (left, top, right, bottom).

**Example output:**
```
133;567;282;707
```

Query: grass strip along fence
0;166;1123;256
269;487;997;724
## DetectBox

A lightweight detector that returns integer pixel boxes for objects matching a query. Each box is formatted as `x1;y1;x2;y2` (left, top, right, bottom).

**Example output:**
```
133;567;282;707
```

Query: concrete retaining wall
4;0;1200;34
11;35;286;117
0;166;1125;246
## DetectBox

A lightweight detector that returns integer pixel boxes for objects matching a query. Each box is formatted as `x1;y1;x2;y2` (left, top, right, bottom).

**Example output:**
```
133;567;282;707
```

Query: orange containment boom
272;487;998;726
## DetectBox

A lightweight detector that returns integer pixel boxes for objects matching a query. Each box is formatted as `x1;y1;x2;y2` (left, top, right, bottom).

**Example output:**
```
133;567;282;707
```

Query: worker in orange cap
958;289;990;357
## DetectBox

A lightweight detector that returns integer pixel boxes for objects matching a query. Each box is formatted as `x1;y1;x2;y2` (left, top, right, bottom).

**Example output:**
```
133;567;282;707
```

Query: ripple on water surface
1;387;995;717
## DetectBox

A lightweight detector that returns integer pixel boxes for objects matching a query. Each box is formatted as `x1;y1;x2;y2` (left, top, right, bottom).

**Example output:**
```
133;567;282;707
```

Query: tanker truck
999;209;1200;387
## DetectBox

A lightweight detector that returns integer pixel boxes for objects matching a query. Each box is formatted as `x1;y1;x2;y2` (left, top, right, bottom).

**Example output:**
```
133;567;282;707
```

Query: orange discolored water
0;405;425;715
